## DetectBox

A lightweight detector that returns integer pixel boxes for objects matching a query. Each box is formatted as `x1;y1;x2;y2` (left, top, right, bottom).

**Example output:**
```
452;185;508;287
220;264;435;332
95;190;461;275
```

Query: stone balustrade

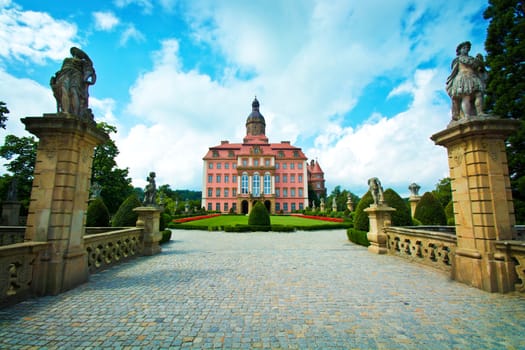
84;228;144;274
495;240;525;292
0;241;48;307
0;226;25;246
384;227;457;273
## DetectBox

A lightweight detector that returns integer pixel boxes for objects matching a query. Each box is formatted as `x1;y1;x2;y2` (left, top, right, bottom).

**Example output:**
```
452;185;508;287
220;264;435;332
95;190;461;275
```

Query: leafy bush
248;201;271;227
353;191;374;231
347;228;370;247
86;197;110;227
383;188;412;226
112;194;141;227
159;229;172;244
414;192;447;225
445;200;455;225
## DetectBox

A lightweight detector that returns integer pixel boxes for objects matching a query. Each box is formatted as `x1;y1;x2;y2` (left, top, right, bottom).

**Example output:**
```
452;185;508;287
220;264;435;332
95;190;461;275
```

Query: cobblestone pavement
1;230;524;350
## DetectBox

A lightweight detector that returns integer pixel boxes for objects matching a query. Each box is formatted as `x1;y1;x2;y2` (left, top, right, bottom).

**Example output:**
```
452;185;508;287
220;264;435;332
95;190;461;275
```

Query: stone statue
446;41;487;120
6;178;18;201
332;197;337;211
90;182;102;200
368;177;384;206
408;183;421;197
143;172;157;206
50;47;96;120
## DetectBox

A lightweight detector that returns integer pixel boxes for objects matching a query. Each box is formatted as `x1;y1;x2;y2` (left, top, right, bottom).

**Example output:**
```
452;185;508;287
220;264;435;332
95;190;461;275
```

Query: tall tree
91;122;133;214
484;0;525;223
432;177;452;209
0;101;9;129
0;135;37;212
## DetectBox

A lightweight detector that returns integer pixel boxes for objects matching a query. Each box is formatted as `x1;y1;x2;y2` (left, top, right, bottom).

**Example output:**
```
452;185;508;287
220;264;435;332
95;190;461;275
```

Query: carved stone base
133;207;163;256
453;249;517;293
365;205;396;255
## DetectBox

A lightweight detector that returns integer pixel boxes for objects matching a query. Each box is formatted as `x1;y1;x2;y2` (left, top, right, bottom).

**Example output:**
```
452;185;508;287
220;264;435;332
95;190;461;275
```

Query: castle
202;98;325;214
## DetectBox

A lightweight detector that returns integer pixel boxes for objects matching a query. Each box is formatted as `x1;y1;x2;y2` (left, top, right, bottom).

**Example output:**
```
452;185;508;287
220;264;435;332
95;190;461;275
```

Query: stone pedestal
1;201;21;225
408;196;420;218
431;116;519;292
22;114;108;295
133;206;163;256
365;205;396;254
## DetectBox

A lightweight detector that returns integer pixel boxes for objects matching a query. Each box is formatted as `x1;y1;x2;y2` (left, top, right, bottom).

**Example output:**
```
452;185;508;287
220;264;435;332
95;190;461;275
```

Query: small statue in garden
368;177;384;206
50;47;96;120
408;182;421;197
446;41;487;120
143;172;157;206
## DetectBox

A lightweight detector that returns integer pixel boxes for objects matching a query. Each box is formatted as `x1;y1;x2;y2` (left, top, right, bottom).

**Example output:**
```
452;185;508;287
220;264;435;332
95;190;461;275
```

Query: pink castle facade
202;98;319;214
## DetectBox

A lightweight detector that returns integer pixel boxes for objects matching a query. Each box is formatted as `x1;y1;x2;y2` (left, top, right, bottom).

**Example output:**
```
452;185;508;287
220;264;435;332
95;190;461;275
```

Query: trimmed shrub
414;192;447;225
112;194;141;227
347;228;370;247
383;188;412;226
445;200;455;225
248;201;271;227
353;191;374;231
86;197;110;227
159;229;172;244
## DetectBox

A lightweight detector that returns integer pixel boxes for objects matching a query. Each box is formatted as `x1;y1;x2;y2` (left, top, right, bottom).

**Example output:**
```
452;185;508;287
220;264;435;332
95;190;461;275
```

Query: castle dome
246;97;266;136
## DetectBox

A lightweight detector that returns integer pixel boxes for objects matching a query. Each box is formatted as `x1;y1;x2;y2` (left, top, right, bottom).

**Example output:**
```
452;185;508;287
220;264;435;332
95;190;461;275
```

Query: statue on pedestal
143;172;157;206
446;41;487;120
368;177;384;206
50;47;96;120
408;182;421;197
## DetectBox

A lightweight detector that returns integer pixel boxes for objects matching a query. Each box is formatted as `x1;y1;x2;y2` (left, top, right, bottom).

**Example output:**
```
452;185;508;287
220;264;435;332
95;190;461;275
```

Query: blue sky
0;0;488;197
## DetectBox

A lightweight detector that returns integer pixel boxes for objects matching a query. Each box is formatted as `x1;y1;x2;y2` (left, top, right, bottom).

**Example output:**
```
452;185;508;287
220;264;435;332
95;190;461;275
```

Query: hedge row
170;223;351;232
347;228;370;247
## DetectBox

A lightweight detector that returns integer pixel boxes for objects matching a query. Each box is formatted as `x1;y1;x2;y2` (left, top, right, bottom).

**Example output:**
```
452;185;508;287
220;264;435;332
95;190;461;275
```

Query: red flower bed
174;214;220;223
291;214;344;223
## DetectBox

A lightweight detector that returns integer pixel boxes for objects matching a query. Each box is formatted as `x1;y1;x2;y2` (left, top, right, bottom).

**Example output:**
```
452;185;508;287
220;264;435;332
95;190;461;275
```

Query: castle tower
244;97;268;143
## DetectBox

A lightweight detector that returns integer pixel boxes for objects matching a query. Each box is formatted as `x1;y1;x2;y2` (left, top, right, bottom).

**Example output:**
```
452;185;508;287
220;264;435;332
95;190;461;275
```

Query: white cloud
307;69;451;197
93;11;119;31
119;23;145;46
0;3;78;63
0;69;55;137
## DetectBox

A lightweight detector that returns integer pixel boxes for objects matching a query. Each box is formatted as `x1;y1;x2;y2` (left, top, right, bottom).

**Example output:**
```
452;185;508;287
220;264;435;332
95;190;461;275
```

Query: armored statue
143;172;157;206
368;177;384;206
50;47;96;119
446;41;487;120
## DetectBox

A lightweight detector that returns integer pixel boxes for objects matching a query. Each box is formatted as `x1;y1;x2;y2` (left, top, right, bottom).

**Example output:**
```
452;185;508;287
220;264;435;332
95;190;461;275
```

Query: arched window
264;172;271;194
252;173;260;196
241;173;249;194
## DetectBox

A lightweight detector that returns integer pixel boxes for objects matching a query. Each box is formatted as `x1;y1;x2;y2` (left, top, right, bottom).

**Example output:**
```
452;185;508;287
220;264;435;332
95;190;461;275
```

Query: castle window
293;151;299;157
265;158;271;166
207;188;212;197
208;163;213;169
254;159;259;166
224;203;228;212
298;175;303;182
228;150;234;157
216;188;221;197
291;203;296;211
299;188;303;197
278;151;284;158
208;175;213;183
291;188;296;197
242;159;248;166
298;162;303;169
213;150;219;157
252;173;260;196
290;163;295;169
217;163;221;169
264;173;271;194
241;173;249;194
225;163;229;169
224;188;229;197
225;175;229;183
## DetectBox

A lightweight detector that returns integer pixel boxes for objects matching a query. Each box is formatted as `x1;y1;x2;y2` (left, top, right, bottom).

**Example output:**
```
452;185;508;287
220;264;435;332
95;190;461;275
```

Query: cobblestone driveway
1;230;524;349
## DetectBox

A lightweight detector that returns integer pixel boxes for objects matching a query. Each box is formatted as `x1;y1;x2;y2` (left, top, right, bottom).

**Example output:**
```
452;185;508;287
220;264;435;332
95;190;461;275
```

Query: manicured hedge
86;197;110;227
347;228;370;247
248;202;271;226
112;194;141;227
354;191;374;231
383;188;412;226
159;229;172;244
414;192;447;225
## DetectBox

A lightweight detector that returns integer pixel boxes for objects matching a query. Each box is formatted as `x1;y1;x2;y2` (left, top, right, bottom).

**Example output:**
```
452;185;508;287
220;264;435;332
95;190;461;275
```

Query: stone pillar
133;206;163;256
365;205;396;254
408;196;420;218
22;114;108;295
431;116;519;292
1;201;21;225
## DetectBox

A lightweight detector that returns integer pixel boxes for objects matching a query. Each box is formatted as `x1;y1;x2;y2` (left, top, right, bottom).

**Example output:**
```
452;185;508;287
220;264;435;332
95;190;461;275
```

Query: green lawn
174;215;349;230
